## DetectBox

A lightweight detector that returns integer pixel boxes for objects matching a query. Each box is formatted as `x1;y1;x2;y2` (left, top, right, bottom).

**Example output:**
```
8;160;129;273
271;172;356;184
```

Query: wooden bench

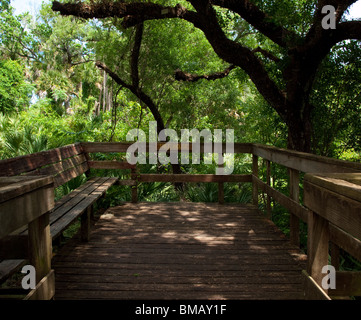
0;143;129;287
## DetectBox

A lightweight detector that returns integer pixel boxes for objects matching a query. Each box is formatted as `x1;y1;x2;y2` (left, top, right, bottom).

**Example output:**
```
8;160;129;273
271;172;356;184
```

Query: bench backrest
0;143;89;188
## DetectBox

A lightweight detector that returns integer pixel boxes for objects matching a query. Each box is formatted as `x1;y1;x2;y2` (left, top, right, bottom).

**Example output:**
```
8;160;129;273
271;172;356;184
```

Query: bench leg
131;185;138;203
81;206;92;242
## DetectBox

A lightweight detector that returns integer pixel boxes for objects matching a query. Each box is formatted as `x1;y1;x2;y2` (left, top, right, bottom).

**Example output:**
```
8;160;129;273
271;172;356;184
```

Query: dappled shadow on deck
52;202;306;300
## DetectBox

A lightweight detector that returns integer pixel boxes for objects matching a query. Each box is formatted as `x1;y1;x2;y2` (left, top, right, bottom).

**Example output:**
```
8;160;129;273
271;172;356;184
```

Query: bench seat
0;176;118;284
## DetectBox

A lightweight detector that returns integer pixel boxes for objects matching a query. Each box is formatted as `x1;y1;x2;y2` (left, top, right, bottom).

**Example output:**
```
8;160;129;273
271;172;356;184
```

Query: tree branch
252;47;281;62
187;0;287;117
305;0;359;46
334;20;361;42
174;64;236;82
131;23;143;88
71;59;94;66
210;0;300;47
51;1;200;29
95;60;130;90
95;60;165;132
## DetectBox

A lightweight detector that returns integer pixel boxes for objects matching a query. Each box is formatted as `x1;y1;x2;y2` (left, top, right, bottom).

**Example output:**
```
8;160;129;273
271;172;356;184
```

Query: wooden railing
82;142;361;299
0;176;55;300
2;142;359;299
303;173;361;299
250;144;361;299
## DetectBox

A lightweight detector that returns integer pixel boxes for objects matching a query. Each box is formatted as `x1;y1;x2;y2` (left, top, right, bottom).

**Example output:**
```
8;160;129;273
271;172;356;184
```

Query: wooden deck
52;202;307;300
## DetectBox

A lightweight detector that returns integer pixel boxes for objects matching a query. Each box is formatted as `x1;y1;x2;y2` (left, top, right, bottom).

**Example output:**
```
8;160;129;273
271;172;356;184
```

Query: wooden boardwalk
52;202;307;300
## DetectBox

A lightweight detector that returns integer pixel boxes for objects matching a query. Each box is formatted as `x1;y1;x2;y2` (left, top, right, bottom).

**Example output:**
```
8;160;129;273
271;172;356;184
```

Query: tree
52;0;361;152
0;59;33;113
311;40;361;157
0;3;100;115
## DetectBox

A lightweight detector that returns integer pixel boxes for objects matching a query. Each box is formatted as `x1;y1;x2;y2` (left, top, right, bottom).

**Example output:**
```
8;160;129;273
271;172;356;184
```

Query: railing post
28;212;52;284
218;182;224;204
252;155;258;206
266;160;271;219
330;242;340;270
218;156;224;204
131;166;138;203
307;210;330;291
289;168;300;247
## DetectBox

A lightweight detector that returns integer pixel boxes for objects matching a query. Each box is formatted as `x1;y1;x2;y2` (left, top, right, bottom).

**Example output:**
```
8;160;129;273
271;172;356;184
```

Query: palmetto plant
185;182;252;204
1;123;48;158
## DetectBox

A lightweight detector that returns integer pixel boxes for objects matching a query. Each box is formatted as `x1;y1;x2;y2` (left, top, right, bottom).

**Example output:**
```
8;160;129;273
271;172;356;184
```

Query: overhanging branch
51;1;200;28
210;0;300;47
95;61;166;132
174;64;236;82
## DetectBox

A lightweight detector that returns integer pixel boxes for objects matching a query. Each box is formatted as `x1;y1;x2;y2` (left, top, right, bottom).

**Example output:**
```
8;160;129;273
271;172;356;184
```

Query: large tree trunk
286;111;312;153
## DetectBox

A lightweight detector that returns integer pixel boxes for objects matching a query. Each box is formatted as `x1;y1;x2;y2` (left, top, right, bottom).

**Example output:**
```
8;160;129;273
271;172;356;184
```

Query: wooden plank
115;179;137;186
137;174;252;183
53;161;89;188
0;235;28;259
302;270;331;300
254;176;309;223
50;178;117;239
54;290;303;300
88;160;135;170
0;143;83;176
24;154;87;180
52;202;306;300
0;176;53;204
0;260;25;284
81;142;253;154
0;185;54;239
81;142;132;153
330;271;361;297
329;224;361;263
304;180;361;240
305;173;361;203
253;144;361;173
52;177;103;212
323;173;361;186
53;272;304;284
49;177;110;226
24;270;55;300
